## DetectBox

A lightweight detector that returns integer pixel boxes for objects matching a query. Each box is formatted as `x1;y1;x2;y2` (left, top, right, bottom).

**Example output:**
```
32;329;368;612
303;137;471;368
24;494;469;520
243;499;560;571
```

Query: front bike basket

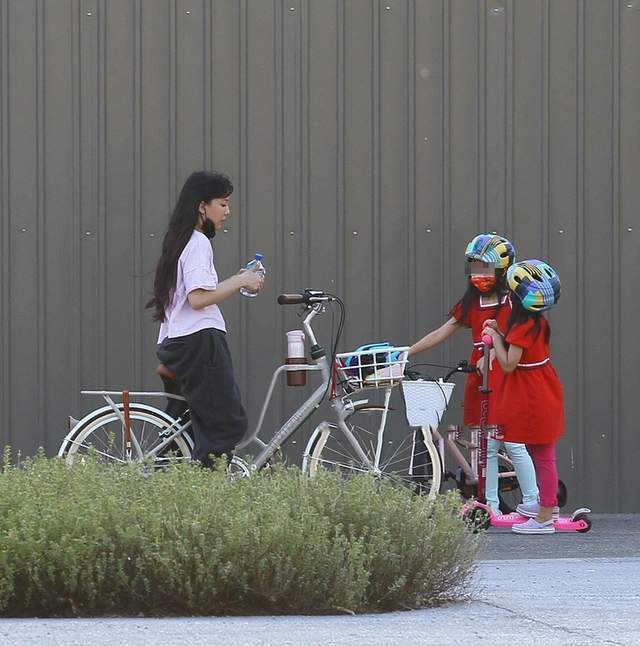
401;379;455;429
335;343;409;391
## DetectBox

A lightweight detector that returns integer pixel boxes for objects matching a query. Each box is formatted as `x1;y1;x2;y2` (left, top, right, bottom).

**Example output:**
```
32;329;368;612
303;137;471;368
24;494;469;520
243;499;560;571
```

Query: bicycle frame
242;305;331;469
69;304;334;469
64;295;399;475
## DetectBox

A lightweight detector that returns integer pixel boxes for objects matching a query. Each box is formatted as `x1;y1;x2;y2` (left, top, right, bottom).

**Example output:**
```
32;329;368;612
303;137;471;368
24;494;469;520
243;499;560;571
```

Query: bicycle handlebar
277;289;335;305
444;361;478;382
278;293;306;305
406;360;478;383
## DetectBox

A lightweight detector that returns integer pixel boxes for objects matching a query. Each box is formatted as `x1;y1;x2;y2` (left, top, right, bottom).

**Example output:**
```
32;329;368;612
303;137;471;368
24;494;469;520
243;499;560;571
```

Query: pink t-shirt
157;230;227;342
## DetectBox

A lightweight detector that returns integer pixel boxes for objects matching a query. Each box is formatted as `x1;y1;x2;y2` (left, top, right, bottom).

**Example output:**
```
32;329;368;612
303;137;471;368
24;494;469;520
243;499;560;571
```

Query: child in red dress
482;259;563;534
410;234;538;512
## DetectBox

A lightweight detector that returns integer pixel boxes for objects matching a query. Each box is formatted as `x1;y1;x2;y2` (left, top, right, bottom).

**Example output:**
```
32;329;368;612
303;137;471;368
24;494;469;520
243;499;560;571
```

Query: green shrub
0;448;481;616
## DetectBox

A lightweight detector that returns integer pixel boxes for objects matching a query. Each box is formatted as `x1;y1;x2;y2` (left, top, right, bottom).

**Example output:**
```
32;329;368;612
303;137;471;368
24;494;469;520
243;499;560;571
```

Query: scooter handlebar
479;334;493;394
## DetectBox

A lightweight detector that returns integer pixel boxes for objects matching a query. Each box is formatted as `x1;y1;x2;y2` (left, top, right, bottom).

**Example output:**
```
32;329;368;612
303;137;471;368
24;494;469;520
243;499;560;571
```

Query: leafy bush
0;448;481;616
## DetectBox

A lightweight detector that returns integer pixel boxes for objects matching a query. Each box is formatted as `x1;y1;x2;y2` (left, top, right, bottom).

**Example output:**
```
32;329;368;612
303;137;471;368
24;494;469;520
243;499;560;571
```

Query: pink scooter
462;335;592;533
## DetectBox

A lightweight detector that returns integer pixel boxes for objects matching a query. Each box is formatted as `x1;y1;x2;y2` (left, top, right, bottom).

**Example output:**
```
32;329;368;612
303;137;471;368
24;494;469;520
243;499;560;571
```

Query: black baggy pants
157;328;248;467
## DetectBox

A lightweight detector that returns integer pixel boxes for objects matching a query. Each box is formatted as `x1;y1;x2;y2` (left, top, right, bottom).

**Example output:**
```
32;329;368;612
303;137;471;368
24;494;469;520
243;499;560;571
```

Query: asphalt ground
1;515;638;646
480;513;640;560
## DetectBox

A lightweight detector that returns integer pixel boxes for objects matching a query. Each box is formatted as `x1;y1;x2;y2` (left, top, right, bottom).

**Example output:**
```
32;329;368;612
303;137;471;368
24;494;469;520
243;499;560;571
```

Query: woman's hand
238;266;265;293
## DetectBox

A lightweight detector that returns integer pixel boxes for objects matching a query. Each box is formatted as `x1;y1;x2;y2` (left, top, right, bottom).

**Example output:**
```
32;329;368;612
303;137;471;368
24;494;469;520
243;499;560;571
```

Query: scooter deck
465;502;592;532
490;512;588;531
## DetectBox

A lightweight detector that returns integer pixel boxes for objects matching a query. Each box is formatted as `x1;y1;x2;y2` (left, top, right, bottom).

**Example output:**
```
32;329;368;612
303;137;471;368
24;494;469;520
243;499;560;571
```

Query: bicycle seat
156;363;177;382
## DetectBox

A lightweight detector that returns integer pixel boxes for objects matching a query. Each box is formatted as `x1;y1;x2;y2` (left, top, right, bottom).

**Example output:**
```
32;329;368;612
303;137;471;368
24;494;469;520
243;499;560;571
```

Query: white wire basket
401;379;455;429
335;346;409;391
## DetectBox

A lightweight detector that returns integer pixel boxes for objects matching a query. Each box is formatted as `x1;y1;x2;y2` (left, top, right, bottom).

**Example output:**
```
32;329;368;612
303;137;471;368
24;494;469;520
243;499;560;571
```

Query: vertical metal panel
547;0;580;503
7;0;39;451
105;0;135;388
209;0;242;375
43;0;76;452
175;0;205;179
413;0;446;366
448;0;480;371
140;0;171;388
307;0;340;300
242;0;278;428
512;0;544;258
379;2;409;344
485;0;507;235
583;0;615;511
1;0;10;449
0;0;637;510
343;0;374;350
79;0;100;395
619;0;640;510
610;0;621;511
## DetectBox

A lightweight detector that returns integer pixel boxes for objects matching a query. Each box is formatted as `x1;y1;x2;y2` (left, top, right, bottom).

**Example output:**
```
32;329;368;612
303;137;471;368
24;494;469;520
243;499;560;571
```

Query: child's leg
525;442;558;522
503;442;539;504
485;438;501;512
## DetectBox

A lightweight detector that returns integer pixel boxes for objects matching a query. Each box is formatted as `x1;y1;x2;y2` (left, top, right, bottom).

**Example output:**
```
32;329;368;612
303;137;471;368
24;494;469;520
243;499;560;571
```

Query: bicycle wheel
303;404;442;496
61;403;193;466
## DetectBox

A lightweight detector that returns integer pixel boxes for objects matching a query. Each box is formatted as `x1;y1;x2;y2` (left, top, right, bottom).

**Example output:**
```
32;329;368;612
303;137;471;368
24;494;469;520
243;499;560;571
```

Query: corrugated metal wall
1;0;638;511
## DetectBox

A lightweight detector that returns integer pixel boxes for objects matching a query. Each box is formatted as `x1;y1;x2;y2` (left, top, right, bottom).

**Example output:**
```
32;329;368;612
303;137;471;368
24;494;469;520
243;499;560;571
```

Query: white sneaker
512;518;555;534
516;502;560;520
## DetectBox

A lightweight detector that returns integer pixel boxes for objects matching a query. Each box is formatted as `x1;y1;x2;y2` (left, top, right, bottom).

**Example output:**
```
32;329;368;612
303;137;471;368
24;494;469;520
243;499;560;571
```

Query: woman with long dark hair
147;171;264;467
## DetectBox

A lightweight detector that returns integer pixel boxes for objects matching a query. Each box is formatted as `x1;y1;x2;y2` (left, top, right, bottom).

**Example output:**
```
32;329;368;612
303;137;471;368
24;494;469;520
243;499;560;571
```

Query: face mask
200;217;216;240
470;275;496;293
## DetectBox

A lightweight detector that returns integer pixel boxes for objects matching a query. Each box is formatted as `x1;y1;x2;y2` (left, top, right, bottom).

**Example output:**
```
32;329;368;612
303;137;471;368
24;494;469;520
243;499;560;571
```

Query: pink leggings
525;442;558;508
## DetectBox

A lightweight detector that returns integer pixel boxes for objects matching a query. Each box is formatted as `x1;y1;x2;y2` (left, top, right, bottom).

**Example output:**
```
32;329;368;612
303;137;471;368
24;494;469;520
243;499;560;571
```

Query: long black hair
506;297;551;344
450;268;508;325
146;171;233;322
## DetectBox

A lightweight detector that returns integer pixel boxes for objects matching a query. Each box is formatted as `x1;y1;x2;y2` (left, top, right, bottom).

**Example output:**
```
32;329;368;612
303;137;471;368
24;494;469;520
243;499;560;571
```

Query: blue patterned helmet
465;234;516;269
507;260;561;312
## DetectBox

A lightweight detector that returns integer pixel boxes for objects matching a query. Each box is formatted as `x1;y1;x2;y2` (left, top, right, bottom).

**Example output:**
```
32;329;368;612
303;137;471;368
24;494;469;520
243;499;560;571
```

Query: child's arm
409;318;460;357
481;324;522;373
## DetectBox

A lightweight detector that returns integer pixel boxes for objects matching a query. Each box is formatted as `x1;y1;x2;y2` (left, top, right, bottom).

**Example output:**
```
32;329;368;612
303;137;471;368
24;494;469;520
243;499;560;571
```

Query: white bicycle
58;290;440;494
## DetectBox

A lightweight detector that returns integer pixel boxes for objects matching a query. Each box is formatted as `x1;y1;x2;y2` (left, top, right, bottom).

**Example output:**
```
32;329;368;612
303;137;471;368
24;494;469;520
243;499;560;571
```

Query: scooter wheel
574;513;592;533
463;507;491;532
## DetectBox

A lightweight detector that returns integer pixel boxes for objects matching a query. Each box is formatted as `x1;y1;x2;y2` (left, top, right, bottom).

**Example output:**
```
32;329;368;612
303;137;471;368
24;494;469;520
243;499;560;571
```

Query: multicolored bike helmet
507;260;561;312
465;234;516;269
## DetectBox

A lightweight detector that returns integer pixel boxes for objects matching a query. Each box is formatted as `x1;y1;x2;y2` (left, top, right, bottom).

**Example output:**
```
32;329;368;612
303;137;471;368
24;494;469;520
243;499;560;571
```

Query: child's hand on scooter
481;319;502;344
482;318;500;333
481;326;498;342
476;348;496;373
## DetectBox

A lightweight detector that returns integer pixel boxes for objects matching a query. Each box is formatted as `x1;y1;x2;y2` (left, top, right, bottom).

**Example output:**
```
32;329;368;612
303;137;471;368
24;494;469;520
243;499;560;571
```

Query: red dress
492;317;564;445
451;294;511;426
